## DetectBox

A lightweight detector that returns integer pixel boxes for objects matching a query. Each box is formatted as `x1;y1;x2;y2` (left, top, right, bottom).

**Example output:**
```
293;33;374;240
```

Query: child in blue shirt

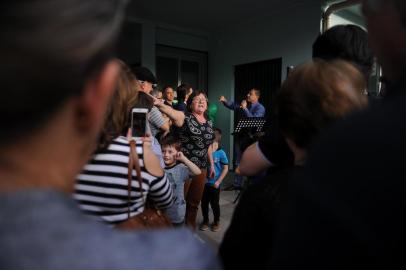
161;135;201;226
200;128;229;232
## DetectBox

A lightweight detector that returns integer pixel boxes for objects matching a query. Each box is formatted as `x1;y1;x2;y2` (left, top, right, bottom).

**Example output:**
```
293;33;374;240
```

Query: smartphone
131;108;148;139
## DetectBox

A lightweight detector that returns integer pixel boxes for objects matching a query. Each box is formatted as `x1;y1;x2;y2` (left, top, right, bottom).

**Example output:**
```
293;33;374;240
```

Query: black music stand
232;117;267;203
233;117;267;134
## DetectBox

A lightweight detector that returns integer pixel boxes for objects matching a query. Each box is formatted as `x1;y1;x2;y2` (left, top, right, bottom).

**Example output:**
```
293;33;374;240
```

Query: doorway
232;58;282;168
234;58;282;123
156;45;208;93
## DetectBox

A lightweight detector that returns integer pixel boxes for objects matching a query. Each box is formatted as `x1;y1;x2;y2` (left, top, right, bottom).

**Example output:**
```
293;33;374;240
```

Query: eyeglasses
138;80;158;89
192;97;208;103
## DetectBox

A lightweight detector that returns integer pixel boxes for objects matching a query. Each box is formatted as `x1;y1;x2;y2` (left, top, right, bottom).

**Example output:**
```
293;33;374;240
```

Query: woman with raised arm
175;90;215;229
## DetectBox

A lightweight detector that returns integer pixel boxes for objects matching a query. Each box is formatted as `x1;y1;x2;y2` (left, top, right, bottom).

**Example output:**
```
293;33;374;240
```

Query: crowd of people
2;0;406;269
72;58;227;231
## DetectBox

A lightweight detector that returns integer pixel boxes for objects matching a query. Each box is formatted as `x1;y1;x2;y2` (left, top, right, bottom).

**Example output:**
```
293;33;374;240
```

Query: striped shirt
149;106;165;137
74;136;173;225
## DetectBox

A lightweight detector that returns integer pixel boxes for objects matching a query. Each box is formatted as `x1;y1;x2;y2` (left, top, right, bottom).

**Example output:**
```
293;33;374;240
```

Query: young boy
200;128;229;232
161;135;201;226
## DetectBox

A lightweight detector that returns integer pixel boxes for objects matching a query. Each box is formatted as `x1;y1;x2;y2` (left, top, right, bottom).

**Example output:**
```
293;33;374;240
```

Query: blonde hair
278;59;368;148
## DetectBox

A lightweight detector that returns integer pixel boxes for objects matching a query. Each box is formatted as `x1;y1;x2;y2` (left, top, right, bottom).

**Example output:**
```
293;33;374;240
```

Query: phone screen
131;111;147;138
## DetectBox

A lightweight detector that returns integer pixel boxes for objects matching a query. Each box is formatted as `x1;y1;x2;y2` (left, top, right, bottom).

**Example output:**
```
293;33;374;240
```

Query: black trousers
201;185;220;223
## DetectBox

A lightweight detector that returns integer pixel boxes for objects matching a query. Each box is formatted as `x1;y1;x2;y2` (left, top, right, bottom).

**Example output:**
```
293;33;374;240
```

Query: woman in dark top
176;90;215;229
219;60;368;269
173;83;192;112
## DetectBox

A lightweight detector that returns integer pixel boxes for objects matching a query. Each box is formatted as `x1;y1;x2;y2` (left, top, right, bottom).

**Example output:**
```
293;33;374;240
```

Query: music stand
232;117;267;204
233;117;267;134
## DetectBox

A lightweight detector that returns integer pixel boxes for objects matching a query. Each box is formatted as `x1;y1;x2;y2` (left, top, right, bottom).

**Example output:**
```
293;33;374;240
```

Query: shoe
199;222;209;231
211;222;220;232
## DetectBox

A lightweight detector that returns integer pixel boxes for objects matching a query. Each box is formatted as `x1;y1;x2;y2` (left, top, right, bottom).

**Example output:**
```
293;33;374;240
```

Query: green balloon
207;103;218;123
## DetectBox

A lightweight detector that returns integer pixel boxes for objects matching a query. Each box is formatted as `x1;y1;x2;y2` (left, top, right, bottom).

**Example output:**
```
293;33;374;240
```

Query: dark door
234;58;282;124
232;58;282;167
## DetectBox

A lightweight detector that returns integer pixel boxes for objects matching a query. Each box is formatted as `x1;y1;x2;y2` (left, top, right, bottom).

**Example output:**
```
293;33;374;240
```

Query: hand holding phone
131;108;148;139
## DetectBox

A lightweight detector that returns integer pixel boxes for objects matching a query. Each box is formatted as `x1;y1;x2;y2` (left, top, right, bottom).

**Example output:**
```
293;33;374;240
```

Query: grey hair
151;89;162;98
0;0;128;145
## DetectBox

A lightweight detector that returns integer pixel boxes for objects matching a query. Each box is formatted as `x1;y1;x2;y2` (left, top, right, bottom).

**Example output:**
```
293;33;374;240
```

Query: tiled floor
195;173;240;251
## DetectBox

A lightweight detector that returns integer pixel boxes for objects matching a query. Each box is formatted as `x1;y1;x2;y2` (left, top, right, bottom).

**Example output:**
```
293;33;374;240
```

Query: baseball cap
132;66;157;84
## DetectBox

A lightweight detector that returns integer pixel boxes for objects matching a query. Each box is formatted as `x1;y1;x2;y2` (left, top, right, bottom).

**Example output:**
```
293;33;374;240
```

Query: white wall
208;2;322;158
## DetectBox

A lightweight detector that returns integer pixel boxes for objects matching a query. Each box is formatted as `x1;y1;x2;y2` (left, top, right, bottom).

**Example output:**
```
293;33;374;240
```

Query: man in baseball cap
132;66;157;94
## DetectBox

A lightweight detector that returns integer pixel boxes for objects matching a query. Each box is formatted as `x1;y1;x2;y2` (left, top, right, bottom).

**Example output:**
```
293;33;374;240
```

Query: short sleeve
149;106;165;129
181;164;192;179
220;150;229;165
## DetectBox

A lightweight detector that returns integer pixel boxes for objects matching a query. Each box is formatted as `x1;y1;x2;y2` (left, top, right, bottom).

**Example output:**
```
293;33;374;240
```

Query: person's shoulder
183;112;192;119
315;97;401;148
110;229;220;270
257;102;265;109
150;106;158;113
177;163;191;174
9;193;220;270
303;94;406;179
216;149;228;157
76;228;220;269
111;136;130;145
96;136;130;154
166;162;187;173
217;148;227;154
175;103;187;111
150;106;163;116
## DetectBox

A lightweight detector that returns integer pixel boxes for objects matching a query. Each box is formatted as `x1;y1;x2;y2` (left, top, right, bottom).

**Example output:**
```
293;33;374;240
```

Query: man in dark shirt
270;1;406;269
163;86;175;106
